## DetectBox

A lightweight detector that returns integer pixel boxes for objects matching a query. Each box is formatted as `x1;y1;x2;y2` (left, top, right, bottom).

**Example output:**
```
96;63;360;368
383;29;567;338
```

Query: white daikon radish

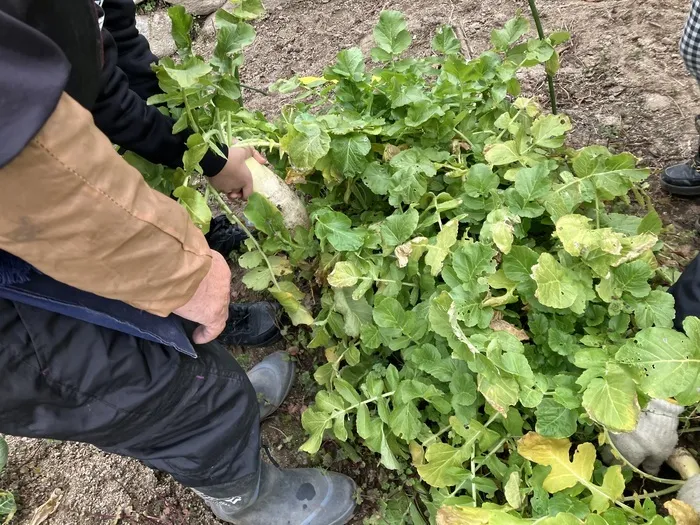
246;157;310;231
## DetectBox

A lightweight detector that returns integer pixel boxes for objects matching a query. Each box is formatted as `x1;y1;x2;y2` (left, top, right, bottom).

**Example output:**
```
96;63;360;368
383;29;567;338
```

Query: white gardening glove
609;399;685;475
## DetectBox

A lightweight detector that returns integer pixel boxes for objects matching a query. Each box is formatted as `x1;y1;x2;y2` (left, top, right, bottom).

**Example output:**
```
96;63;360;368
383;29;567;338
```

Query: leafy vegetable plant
0;437;16;524
135;3;700;523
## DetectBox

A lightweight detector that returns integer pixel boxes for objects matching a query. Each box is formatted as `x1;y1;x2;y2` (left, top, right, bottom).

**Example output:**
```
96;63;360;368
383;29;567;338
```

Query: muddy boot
195;461;357;525
661;115;700;196
218;302;281;348
247;351;296;420
205;215;248;258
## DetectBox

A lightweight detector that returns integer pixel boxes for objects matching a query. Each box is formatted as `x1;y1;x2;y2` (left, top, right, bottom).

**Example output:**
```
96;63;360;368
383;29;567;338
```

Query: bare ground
4;0;700;523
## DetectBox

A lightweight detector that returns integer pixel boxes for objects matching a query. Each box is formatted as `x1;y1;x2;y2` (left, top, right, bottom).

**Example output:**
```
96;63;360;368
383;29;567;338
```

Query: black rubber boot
196;461;357;525
218;302;281;348
205;215;248;258
661;115;700;196
247;351;296;420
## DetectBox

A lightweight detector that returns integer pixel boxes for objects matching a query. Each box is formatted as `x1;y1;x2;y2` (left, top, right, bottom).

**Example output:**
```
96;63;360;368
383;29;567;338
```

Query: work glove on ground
609;399;685;475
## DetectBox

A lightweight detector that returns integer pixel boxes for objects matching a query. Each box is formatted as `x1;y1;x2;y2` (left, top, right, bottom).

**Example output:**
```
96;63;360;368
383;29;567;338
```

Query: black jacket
0;0;226;175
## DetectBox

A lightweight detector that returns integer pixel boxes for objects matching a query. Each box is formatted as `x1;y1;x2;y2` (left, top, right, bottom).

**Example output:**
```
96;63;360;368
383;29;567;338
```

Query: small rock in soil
135;11;177;57
644;93;674;112
165;0;227;16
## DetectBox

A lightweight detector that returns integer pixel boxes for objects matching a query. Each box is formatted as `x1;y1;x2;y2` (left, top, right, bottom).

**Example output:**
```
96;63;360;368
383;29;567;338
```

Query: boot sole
660;179;700;196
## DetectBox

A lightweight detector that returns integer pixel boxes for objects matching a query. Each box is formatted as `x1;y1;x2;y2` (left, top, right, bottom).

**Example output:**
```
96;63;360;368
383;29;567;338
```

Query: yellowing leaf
268;281;314;326
664;499;700;525
517;432;595;493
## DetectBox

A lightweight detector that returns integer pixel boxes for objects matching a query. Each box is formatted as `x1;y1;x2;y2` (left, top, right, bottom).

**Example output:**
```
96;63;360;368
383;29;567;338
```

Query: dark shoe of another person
247;351;296;420
218;302;281;348
205;215;248;258
661;155;700;196
196;461;357;525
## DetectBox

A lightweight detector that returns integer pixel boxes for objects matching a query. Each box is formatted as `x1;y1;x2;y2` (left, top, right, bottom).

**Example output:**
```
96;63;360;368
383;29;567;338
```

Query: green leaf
535;398;577;438
173;186;212;234
372;10;412;58
213;17;256;56
416;443;469;488
425;219;459;276
633;290;676;329
242;266;273;291
330;134;371;176
429;291;453;338
589;465;625;513
531;253;585;311
432;25;461;55
334;288;373;337
463;163;500;196
373;297;406;329
389;402;422;441
269;281;314;326
327;261;362;288
164;59;212;88
0;437;7;473
452;242;497;285
315;210;366;251
491;16;530;50
638;210;663;235
0;492;16;519
531;114;572;148
515;165;552;201
232;0;265;20
381;208;419;249
484;141;520;166
326;48;365;81
282;120;331;171
616;327;700;399
581;372;639;432
299;406;332;453
362;162;392;195
168;6;193;52
244;192;289;237
504;471;523;510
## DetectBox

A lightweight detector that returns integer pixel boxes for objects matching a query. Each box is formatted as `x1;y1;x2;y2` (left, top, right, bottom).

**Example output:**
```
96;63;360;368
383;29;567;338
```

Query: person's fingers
253;150;268;164
227;191;243;200
242;180;254;199
192;321;224;344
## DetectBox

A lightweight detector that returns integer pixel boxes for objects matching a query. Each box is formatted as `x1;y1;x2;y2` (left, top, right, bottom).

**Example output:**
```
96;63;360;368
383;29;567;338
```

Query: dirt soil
4;0;700;523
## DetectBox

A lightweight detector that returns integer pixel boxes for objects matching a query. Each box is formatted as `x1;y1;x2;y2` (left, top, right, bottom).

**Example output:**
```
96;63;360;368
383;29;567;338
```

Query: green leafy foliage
131;7;695;524
0;436;16;523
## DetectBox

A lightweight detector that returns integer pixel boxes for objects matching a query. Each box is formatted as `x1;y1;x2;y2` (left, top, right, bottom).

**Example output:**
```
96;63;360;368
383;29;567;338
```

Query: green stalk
526;0;558;114
209;185;281;290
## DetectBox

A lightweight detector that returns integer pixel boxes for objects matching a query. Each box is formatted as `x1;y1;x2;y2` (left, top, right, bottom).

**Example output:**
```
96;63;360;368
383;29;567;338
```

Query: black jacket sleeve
93;2;227;176
0;2;71;167
102;0;160;101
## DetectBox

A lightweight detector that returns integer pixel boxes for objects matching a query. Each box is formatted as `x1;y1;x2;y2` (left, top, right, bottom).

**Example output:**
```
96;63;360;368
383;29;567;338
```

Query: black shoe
218;302;281;348
205;215;248;258
195;462;357;525
660;157;700;196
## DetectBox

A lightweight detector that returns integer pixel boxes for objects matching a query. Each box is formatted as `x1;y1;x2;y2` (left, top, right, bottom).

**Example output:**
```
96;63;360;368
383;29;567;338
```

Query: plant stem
622;484;683;502
526;0;558;114
239;83;269;96
209;185;281;289
604;430;683;485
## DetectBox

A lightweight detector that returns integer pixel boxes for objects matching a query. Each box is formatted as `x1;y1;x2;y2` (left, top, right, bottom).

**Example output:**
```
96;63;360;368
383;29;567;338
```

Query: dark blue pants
0;299;260;489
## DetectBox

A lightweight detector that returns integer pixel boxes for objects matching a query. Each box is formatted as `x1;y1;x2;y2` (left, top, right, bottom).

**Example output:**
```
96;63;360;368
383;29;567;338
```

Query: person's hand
173;249;231;344
609;399;685;475
209;145;267;200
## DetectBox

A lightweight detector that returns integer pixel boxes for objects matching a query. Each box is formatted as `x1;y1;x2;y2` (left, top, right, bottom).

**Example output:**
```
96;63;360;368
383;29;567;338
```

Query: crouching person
0;1;355;523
